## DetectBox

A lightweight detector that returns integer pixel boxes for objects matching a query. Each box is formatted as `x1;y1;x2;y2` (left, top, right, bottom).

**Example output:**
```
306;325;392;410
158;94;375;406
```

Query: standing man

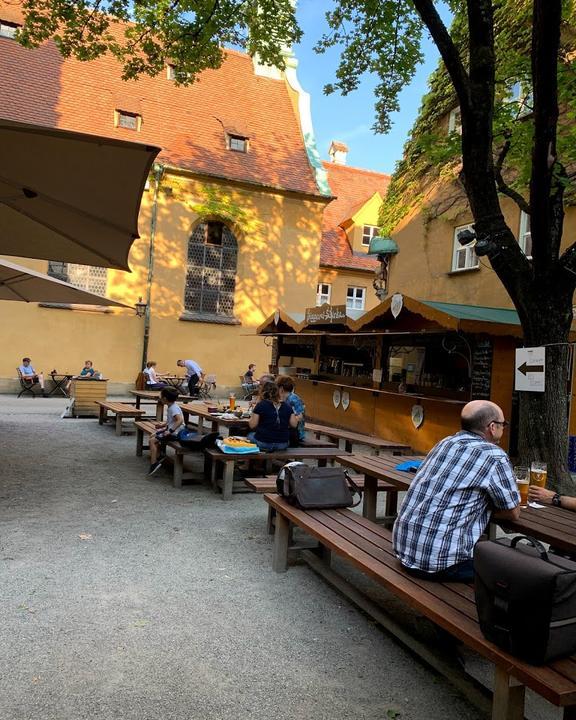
176;358;203;397
18;357;45;395
393;400;520;582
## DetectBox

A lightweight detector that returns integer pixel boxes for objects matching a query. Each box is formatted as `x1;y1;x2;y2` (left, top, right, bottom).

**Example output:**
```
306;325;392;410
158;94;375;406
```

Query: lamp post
366;235;399;301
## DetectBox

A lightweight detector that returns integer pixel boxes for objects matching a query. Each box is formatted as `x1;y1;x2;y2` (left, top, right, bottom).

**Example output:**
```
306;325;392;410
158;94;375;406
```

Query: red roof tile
321;162;390;271
0;4;321;197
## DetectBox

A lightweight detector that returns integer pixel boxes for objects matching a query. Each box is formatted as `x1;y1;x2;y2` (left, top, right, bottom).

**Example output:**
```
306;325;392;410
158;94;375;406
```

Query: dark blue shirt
253;400;293;444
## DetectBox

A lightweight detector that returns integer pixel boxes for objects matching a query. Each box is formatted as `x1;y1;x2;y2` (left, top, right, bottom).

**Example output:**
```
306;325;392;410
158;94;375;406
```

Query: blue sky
294;1;444;175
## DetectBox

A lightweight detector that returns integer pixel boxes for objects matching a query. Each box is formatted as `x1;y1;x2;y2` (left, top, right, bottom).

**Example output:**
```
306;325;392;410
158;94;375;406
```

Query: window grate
47;262;108;296
185;222;238;317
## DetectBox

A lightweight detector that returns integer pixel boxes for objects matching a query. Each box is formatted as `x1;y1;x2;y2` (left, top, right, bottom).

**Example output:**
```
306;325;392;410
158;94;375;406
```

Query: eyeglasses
490;419;509;428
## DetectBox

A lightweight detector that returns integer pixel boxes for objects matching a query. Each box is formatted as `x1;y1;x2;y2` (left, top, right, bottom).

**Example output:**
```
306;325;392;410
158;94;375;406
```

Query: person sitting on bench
176;358;203;397
143;361;167;390
19;357;45;394
393;400;520;582
247;381;302;451
148;387;184;475
276;375;306;447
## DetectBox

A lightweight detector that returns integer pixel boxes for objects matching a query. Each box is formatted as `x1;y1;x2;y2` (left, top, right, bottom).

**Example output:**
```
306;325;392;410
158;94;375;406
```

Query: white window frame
451;224;479;272
346;286;365;311
316;283;331;306
361;225;379;247
448;107;462;134
0;21;18;39
518;210;532;258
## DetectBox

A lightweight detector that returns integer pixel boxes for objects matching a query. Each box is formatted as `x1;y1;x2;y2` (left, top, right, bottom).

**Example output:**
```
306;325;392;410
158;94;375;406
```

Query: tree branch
494;135;531;214
412;0;470;111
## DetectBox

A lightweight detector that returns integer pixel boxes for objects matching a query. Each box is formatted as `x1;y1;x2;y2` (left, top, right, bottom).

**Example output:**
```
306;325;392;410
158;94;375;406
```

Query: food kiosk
257;296;524;454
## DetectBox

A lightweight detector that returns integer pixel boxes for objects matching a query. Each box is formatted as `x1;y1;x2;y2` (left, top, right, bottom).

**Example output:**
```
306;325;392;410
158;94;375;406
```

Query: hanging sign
515;347;545;392
412;404;424;429
305;303;347;325
332;389;341;408
341;391;350;411
391;293;403;319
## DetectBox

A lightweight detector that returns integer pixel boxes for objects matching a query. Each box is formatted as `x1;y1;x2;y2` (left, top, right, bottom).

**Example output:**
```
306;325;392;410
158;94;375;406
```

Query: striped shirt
393;431;519;573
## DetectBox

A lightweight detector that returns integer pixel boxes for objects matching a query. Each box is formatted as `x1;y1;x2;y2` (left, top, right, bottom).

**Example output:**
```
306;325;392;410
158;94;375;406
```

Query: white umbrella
0;257;130;307
0;119;160;270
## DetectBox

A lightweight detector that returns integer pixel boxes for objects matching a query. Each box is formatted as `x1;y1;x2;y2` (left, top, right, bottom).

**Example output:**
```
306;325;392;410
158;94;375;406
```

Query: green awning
421;301;520;326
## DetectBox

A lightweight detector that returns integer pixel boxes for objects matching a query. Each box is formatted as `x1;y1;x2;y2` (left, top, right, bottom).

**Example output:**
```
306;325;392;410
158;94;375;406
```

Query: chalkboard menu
471;338;493;400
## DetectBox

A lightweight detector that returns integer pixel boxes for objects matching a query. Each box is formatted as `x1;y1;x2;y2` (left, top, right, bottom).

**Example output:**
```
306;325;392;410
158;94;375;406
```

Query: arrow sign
518;362;544;375
515;347;545;392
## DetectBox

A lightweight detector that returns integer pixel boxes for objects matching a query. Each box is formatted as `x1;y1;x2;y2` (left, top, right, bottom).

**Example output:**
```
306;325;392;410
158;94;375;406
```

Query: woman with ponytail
247;380;302;451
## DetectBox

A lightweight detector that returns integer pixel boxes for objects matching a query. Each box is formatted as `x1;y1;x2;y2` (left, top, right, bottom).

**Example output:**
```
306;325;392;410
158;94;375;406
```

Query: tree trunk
516;289;575;494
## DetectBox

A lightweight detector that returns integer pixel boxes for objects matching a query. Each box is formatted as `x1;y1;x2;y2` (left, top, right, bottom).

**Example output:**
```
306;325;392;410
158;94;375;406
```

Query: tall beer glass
514;466;529;507
530;461;548;489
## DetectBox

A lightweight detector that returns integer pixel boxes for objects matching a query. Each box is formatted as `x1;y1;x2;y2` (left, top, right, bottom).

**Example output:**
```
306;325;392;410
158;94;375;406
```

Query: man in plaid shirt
393;400;520;582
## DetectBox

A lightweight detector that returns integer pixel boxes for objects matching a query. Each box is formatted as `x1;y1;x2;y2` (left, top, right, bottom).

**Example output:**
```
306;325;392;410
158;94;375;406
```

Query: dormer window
362;225;379;247
114;110;141;131
0;20;18;39
228;135;248;153
448;107;462;135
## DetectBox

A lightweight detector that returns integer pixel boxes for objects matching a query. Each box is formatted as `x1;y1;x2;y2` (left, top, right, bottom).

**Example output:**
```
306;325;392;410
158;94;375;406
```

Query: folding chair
16;368;40;398
196;374;217;400
240;375;258;400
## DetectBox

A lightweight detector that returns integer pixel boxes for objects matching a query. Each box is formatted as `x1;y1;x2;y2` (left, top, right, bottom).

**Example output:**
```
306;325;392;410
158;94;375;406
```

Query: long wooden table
497;504;576;554
205;447;347;501
306;422;411;454
180;402;249;432
336;452;423;521
130;390;194;420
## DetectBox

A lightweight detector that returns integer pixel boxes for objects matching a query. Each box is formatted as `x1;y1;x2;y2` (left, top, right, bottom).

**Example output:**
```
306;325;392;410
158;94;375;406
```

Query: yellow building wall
345;192;383;254
317;268;380;311
317;193;382;312
388;195;576;307
0;171;325;392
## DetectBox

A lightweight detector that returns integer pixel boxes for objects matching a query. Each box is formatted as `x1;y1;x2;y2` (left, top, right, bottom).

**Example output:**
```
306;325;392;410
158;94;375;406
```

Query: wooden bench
265;494;576;720
205;447;346;501
96;401;146;435
305;422;411;455
246;474;399;534
134;420;208;488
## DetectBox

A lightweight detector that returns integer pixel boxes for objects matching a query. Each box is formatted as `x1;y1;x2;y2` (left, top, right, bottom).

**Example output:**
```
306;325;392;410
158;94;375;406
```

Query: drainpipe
141;162;164;369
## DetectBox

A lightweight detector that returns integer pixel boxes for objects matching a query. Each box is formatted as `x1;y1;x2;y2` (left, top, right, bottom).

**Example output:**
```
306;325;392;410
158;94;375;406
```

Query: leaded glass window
185;222;238;317
47;262;108;296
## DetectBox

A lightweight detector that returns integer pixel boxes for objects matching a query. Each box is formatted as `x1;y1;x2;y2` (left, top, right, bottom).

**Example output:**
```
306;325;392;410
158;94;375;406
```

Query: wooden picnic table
496;503;576;555
162;375;187;388
205;446;347;501
306;422;411;455
180;402;249;432
130;390;194;420
336;452;424;521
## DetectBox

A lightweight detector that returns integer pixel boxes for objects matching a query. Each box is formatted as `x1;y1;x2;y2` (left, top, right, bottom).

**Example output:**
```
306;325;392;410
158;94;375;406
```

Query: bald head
461;400;504;434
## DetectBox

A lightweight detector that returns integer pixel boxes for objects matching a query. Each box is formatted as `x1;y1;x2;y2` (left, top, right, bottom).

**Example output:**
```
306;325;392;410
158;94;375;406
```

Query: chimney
328;141;348;165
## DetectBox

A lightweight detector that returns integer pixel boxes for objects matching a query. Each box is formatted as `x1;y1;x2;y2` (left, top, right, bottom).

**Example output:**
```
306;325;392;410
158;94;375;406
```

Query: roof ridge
322;161;390;179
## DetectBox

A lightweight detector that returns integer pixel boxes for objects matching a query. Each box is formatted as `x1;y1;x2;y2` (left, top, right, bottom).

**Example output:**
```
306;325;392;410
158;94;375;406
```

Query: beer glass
514;466;529;507
530;461;548;489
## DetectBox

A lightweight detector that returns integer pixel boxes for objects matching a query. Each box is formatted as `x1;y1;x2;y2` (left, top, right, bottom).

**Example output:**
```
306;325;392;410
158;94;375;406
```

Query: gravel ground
0;398;486;720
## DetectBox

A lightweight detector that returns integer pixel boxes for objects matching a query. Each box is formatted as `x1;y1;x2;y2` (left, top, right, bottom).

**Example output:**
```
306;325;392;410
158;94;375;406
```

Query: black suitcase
474;536;576;664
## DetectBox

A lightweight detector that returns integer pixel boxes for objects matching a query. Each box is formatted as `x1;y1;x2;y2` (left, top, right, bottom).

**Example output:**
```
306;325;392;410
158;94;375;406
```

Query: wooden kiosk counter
70;377;108;417
257;298;525;455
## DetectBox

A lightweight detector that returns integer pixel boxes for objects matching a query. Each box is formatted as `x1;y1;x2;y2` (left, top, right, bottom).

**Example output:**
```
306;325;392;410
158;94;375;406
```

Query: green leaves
19;0;301;83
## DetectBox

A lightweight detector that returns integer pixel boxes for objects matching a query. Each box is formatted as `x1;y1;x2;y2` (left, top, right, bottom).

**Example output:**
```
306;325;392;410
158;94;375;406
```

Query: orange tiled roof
0;4;321;197
321;161;390;271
